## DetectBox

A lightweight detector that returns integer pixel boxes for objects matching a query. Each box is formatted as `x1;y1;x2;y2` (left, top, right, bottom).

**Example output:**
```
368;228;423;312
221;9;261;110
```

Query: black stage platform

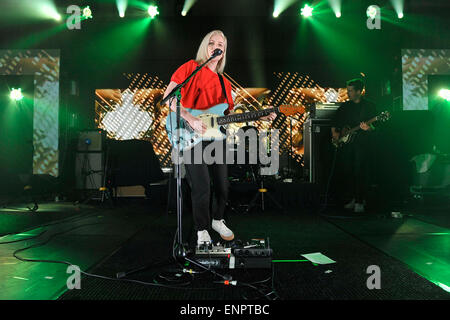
0;192;449;301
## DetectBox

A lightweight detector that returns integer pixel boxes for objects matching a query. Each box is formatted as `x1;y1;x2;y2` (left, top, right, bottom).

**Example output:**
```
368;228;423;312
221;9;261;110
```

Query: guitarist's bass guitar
166;103;304;151
332;111;390;148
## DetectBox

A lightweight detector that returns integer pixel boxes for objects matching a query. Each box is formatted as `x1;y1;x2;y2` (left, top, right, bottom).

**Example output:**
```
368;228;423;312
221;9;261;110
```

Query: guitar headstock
278;105;306;117
378;111;391;122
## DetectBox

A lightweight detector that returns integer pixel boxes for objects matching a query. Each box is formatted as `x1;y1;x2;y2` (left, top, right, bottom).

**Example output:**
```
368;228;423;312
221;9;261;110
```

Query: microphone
211;48;223;57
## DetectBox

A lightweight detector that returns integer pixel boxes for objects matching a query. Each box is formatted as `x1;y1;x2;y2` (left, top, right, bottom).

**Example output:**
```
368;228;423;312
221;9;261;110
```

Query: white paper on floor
301;252;336;265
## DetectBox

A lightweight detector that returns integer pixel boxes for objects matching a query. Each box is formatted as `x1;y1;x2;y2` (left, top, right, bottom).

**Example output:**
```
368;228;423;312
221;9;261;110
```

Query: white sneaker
212;219;234;241
354;203;365;213
197;230;212;245
344;198;355;209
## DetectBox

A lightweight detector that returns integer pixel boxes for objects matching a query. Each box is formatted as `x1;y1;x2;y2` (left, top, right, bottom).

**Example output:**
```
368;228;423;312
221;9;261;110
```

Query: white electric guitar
166;103;305;151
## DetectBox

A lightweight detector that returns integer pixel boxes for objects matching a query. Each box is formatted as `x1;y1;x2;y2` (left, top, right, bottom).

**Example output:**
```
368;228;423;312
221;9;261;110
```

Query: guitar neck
217;107;277;125
348;115;378;133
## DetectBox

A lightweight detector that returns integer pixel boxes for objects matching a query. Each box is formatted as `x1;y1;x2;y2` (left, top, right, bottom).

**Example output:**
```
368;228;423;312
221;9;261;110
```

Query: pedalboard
194;239;272;269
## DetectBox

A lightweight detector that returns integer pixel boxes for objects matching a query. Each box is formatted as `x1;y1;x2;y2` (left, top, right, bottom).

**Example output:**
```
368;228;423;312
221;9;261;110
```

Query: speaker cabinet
303;119;334;189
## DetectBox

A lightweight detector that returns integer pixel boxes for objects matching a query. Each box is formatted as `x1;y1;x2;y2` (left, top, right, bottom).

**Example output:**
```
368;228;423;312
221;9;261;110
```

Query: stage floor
0;199;449;300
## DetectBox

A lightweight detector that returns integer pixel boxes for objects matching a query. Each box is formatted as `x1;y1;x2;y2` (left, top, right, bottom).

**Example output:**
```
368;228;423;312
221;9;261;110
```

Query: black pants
350;145;370;203
340;140;371;203
184;141;229;231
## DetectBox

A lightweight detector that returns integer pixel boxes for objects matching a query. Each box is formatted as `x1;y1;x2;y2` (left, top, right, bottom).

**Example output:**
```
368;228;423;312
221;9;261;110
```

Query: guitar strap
218;73;230;106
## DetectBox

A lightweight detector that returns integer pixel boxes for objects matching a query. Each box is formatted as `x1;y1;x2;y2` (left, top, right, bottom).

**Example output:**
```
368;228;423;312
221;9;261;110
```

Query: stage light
439;89;450;101
82;6;93;19
273;0;296;18
390;0;404;20
301;4;313;17
366;5;378;19
182;0;197;17
42;4;61;21
328;0;342;19
10;88;24;101
117;0;127;18
148;5;159;18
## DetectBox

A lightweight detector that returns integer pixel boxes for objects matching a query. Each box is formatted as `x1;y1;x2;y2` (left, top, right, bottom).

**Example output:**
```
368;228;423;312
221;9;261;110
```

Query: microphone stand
161;53;221;261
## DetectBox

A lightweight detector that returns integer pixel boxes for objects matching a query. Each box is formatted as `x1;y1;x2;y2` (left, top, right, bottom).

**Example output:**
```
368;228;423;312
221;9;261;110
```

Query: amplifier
310;102;340;120
77;129;106;152
194;239;272;269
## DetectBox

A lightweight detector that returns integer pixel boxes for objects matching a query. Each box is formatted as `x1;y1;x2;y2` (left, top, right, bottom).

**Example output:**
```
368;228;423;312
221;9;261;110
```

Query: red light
227;254;230;259
224;280;229;285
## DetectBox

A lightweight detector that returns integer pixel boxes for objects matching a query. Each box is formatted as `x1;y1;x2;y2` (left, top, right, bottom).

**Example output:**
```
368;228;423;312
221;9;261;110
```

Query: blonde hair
195;30;227;74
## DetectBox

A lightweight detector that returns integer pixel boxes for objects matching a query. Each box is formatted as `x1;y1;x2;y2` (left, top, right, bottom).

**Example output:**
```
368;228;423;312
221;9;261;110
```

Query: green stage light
366;5;378;19
336;12;341;18
182;0;197;17
10;88;24;101
117;0;127;18
82;6;93;19
42;4;61;21
148;5;159;18
301;4;313;17
439;89;450;101
391;0;404;20
273;0;297;18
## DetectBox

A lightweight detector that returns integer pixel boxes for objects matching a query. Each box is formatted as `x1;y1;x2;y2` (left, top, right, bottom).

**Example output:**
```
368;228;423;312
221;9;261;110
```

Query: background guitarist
331;78;377;213
162;30;276;246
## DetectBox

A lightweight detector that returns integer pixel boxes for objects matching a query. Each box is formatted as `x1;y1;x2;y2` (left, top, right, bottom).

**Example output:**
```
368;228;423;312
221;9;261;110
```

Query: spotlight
42;4;61;21
301;4;313;17
182;0;196;18
273;11;280;18
398;12;403;19
366;5;378;19
10;88;24;101
329;0;342;19
148;5;159;18
439;89;450;101
117;0;127;18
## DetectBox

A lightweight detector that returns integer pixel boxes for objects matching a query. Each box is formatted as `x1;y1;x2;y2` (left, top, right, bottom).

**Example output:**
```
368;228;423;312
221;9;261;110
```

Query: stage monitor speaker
303;118;335;189
75;152;104;190
77;130;106;152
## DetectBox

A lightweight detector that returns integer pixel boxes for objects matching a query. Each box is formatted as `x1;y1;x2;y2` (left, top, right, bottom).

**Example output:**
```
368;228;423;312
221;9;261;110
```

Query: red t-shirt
170;60;234;112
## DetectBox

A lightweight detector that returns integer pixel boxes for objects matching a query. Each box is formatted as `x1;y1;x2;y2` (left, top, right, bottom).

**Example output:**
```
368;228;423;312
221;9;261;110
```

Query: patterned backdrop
0;49;60;177
95;72;348;169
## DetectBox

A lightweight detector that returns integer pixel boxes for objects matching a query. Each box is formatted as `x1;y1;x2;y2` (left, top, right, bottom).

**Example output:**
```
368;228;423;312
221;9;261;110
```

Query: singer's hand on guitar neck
260;112;277;121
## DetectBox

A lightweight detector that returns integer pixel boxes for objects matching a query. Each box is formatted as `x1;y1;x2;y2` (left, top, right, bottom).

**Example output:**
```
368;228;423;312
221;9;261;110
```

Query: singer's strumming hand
187;116;207;134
